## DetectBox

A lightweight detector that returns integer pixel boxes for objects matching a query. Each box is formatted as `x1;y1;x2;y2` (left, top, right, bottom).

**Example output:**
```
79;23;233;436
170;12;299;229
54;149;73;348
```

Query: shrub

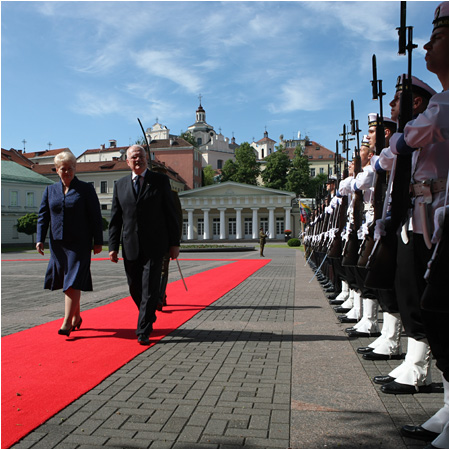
287;238;300;247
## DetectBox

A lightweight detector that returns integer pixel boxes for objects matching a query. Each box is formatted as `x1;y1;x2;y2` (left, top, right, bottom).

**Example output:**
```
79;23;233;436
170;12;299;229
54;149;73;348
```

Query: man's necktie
134;175;141;197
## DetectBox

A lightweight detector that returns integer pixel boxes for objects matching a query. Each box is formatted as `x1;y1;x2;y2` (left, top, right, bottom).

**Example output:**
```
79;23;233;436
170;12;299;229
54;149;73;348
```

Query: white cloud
133;50;203;94
270;77;328;113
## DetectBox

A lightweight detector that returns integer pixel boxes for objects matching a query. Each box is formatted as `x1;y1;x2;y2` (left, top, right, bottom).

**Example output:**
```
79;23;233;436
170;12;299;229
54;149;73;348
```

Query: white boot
335;281;350;301
371;312;402;355
340;289;355;309
390;338;432;387
422;374;449;433
353;298;380;334
431;423;449;449
344;290;362;320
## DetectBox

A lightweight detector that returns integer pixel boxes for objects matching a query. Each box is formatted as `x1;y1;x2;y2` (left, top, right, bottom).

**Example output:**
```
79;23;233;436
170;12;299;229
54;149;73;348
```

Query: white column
202;209;210;240
251;208;259;239
284;207;292;232
186;209;194;240
235;208;242;239
218;208;226;240
268;207;275;239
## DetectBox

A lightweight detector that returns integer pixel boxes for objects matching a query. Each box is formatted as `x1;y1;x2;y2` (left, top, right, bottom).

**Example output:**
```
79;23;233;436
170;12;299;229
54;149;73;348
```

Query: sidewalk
2;247;441;449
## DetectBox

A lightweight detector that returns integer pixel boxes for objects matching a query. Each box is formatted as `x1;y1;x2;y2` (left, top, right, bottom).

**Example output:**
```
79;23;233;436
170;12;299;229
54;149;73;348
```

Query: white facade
187;103;237;170
178;181;297;241
146;122;170;141
251;130;276;160
1;161;54;245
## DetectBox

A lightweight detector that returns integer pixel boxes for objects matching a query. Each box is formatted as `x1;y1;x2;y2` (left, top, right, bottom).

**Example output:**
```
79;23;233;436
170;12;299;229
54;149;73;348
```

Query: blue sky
1;1;442;158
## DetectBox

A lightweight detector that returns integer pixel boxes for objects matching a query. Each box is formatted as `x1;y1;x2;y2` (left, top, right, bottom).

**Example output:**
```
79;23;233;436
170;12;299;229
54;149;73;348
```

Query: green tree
220;159;237;182
307;173;328;199
261;146;291;190
17;213;38;245
221;142;259;185
286;144;311;196
102;217;109;232
202;165;215;186
180;131;198;147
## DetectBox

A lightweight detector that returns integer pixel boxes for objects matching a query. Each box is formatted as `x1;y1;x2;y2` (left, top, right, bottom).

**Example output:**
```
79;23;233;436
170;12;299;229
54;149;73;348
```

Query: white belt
410;178;447;203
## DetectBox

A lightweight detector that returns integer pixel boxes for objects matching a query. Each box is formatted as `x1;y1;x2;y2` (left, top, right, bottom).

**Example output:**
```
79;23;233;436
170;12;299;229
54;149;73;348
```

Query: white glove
374;219;386;241
432;205;449;244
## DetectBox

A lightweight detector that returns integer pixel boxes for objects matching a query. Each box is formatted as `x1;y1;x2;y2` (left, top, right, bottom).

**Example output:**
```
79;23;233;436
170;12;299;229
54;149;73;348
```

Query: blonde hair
54;151;77;168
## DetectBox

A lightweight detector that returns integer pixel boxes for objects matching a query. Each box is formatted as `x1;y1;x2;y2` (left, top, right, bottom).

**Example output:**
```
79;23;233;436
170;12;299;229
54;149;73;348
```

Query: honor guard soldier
389;2;449;447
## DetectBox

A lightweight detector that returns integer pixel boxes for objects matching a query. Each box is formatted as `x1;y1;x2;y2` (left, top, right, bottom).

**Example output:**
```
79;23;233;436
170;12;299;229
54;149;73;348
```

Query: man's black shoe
334;306;350;313
138;334;150;345
357;346;374;354
327;293;338;300
381;381;432;394
339;316;358;323
329;299;344;305
363;352;402;361
401;426;440;442
347;330;381;338
373;375;395;385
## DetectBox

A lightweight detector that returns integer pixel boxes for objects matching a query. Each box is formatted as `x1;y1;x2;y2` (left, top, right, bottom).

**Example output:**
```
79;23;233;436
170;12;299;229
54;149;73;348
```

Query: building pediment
179;181;295;199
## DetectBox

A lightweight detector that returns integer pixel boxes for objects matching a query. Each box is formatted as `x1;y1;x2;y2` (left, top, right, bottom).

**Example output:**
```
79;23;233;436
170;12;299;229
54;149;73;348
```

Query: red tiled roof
257;136;276;144
23;148;70;158
149;138;193;149
1;148;35;168
303;141;337;160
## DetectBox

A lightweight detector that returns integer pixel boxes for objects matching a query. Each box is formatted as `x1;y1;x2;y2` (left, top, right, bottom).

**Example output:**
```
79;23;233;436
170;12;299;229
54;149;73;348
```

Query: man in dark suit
109;145;180;345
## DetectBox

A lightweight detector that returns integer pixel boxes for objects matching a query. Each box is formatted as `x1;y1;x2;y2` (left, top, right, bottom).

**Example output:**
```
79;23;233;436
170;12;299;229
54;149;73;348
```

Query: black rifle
365;2;417;289
342;121;363;266
137;118;152;170
357;55;387;269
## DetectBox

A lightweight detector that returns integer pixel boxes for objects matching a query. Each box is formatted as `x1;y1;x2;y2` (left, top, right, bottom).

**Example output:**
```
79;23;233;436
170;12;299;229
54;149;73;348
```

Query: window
197;218;204;237
213;218;220;235
310;168;316;177
318;155;323;159
182;219;188;237
228;218;236;236
308;155;313;159
100;181;107;194
101;204;108;210
260;218;268;233
26;192;34;207
319;168;324;174
217;159;223;170
10;191;18;206
197;137;202;145
276;218;284;235
261;149;265;158
244;218;252;236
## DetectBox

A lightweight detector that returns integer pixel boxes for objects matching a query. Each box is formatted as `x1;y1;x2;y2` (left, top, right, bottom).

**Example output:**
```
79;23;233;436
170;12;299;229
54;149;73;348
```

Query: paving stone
4;249;442;449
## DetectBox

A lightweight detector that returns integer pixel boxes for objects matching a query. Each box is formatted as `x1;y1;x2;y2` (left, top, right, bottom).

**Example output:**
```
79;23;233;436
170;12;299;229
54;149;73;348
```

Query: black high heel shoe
72;317;83;331
58;326;73;337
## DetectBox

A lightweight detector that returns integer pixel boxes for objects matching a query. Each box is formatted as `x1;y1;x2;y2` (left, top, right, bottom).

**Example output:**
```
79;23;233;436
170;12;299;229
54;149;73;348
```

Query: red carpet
2;258;269;448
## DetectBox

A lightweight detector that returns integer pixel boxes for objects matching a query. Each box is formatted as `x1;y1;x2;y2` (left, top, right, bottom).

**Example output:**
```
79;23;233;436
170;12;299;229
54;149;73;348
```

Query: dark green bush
287;238;300;247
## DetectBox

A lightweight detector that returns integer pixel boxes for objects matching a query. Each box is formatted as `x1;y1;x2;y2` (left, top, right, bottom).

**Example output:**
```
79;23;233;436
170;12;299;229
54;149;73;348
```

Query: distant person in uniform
259;227;267;257
36;150;103;337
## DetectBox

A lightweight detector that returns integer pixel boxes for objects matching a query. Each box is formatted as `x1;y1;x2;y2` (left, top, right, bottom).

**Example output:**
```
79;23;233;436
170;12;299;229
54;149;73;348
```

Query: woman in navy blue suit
36;151;103;336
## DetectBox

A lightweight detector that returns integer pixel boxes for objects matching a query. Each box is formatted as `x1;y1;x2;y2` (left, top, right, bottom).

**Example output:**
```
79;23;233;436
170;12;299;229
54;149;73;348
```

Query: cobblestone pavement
2;247;442;449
